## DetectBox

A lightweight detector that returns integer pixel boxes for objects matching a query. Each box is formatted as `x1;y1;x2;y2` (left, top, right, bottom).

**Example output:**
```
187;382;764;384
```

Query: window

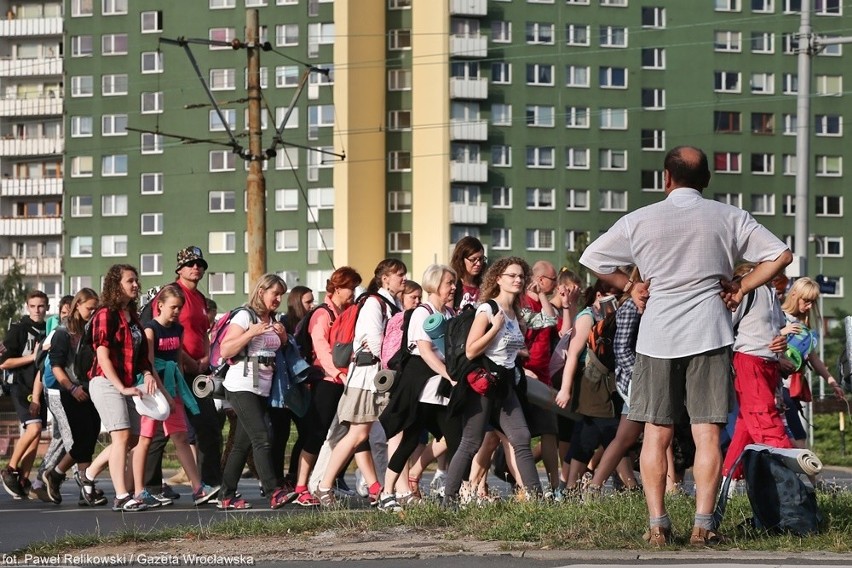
599;108;627;129
751;112;775;134
102;33;128;55
599;26;627;47
102;74;128;96
389;29;411;50
751;32;774;53
566;148;590;169
388;151;411;172
141;173;164;194
71;195;93;217
101;235;128;257
101;114;127;136
565;230;588;252
815;0;841;15
141;213;163;235
815;155;842;176
141;91;164;113
101;155;128;176
71;35;93;57
387;110;411;131
210;68;236;90
275;189;298;211
642;47;665;69
599;149;627;170
275;147;298;170
714;31;742;52
526;64;554;86
72;0;94;16
142;52;164;74
491;104;512;126
491;21;511;43
70;236;93;257
566;24;589;46
275;230;299;252
209;27;236;49
101;194;127;216
141;11;163;33
750;72;775;94
526;187;554;209
275;107;299;130
750;194;775;215
565;188;590;210
642;129;665;151
389;0;411;8
209;231;236;254
276;24;299;46
782;73;798;94
491;62;511;84
752;0;774;12
71;116;93;138
599;189;628;211
209;109;236;132
492;186;512;208
388;232;412;253
526;105;554;127
714;152;741;173
491;228;512;250
210;150;236;172
71;156;93;177
815;75;842;96
141;133;163;154
566;106;590;128
783;32;799;53
715;0;741;10
526;229;554;251
526;22;554;45
207;272;235;295
714;111;741;133
388;69;412;91
642;88;665;110
816;195;842;216
782;194;795;215
210;0;235;6
387;191;412;213
102;0;127;14
642;170;664;192
715;71;741;92
782;113;797;135
136;253;162;276
526;147;555;168
815;114;842;136
819;36;843;56
599;67;627;88
71;76;93;97
642;7;666;27
600;0;627;5
715;193;742;208
783;154;797;176
565;65;589;87
274;66;299;88
751;153;775;174
491;145;512;167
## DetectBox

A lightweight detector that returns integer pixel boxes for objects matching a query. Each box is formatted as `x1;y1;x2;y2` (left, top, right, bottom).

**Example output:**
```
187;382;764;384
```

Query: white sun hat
133;390;171;421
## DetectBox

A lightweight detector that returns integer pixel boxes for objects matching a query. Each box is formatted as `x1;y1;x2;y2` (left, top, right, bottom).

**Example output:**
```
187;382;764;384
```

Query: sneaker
32;482;52;504
160;483;181;500
642;526;672;547
135;489;167;508
217;496;252;510
20;478;34;500
41;469;66;505
113;495;148;512
689;526;724;547
354;469;369;498
77;474;107;507
334;475;355;497
270;487;289;510
293;490;320;507
2;466;26;499
376;493;403;513
429;471;446;499
192;484;220;506
315;486;335;507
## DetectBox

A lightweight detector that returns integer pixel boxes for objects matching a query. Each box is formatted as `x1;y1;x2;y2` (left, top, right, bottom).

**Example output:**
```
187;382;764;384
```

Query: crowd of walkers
0;148;844;542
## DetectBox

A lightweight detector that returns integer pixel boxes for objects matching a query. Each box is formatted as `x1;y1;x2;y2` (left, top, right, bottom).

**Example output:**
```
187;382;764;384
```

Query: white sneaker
430;470;446;499
354;469;369;498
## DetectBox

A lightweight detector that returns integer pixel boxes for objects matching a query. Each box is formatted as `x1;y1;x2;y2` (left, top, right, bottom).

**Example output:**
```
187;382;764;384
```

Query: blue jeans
221;389;278;499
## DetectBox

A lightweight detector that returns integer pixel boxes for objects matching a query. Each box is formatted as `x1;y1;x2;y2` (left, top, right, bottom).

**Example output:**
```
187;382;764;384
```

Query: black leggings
300;380;344;455
387;403;460;474
59;390;101;464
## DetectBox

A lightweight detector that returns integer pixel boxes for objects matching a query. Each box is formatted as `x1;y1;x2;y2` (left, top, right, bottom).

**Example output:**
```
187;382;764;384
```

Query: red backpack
330;293;398;371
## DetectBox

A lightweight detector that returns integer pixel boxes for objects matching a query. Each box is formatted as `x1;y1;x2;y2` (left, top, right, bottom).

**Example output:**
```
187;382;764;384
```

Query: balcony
0;57;62;77
0;178;62;197
0;137;63;156
0;217;61;236
449;0;487;17
450;77;488;99
0;257;61;276
450;34;487;58
0;17;62;37
450;119;488;141
0;96;62;117
450;202;488;224
450;160;488;183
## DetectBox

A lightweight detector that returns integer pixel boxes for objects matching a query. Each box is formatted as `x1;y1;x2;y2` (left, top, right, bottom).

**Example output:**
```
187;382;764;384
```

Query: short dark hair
664;146;711;191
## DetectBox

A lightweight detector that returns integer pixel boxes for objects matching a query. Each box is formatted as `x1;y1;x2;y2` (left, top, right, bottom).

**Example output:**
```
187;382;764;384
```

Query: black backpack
292;304;334;361
74;308;120;383
444;299;498;383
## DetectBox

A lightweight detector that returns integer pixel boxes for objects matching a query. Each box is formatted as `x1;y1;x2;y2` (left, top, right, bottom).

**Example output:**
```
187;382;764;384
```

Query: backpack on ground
381;304;434;371
292;304;335;361
209;306;259;369
444;300;498;383
330;293;399;369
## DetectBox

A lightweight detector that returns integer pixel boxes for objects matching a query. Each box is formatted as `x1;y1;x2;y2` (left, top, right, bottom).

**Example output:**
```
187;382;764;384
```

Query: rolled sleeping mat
524;374;581;421
840;316;852;385
374;369;396;394
423;313;447;356
192;374;214;399
744;443;823;476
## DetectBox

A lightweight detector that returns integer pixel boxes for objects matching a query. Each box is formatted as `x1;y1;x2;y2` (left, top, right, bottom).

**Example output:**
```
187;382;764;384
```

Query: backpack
587;311;618;372
74;308;120;384
209;306;259;369
330;293;400;369
381;304;434;371
138;286;163;325
4;321;46;392
444;299;498;383
292;304;335;361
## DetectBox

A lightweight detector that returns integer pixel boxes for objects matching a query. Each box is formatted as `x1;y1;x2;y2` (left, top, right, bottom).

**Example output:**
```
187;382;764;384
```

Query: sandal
217;496;253;510
315;486;335;507
112;495;147;512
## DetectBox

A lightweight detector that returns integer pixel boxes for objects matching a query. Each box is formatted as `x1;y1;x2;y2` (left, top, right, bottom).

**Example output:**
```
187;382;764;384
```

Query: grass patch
19;491;852;556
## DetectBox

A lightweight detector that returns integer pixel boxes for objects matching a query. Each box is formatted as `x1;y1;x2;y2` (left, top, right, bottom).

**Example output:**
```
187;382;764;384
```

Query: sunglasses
183;260;206;269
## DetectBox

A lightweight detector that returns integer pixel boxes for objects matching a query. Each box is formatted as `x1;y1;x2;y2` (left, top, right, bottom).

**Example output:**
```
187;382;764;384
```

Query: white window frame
715;0;741;11
101;235;128;257
565;65;590;87
101;114;127;136
388;69;412;91
599;189;628;211
71;116;93;138
566;23;589;46
815;237;843;257
599;66;627;89
102;0;128;16
71;35;93;57
70;236;93;257
752;0;774;12
388;232;412;254
750;194;775;216
526;63;554;86
141;11;163;33
526;146;555;169
815;155;842;177
276;23;299;47
715;71;742;93
642;6;666;28
526;22;554;45
491;145;512;167
387;191;412;213
101;33;128;56
102;74;128;96
566;148;590;170
815;114;842;136
566;106;590;129
71;76;93;97
491;21;511;43
209;109;236;132
751;153;775;175
70;156;93;177
599;108;627;130
642;169;665;192
526;105;555;127
783;154;797;176
815;195;843;217
209;273;236;295
714;152;742;173
526;187;555;210
101;194;128;217
599;25;627;48
491;62;511;84
275;188;298;211
101;155;128;177
275;229;299;252
641;129;666;151
492;186;512;209
565;188;590;211
141;91;164;114
210;68;236;91
209;27;236;50
208;231;236;254
209;150;236;172
815;0;841;16
70;195;93;217
491;228;512;251
141;173;164;195
815;75;842;96
141;52;164;74
491;104;512;127
388;151;412;172
388;29;412;50
141;213;164;235
782;73;798;94
140;253;163;275
526;229;555;251
599;149;627;171
71;0;94;17
141;133;163;154
751;31;775;53
641;47;666;69
714;31;742;52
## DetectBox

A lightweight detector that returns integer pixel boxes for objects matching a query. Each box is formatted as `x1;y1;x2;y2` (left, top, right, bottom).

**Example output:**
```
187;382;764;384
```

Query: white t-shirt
477;302;526;369
222;310;280;396
409;301;454;406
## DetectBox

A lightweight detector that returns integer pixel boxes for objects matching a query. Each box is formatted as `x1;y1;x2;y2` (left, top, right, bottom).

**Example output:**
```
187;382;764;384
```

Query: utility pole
245;9;266;286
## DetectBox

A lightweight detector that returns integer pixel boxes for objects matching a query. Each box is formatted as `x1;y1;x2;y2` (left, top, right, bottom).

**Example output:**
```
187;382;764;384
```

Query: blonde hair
247;273;288;317
421;264;457;295
781;276;820;326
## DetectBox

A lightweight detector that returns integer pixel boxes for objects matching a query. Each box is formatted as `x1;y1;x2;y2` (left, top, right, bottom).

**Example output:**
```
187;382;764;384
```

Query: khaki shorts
626;347;733;425
89;376;141;434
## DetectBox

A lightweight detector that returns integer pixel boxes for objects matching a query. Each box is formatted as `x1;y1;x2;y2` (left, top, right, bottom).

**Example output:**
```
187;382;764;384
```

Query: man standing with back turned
578;146;792;546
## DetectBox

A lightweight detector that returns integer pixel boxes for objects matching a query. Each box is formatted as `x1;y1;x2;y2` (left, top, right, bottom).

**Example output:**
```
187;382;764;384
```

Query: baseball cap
175;245;208;273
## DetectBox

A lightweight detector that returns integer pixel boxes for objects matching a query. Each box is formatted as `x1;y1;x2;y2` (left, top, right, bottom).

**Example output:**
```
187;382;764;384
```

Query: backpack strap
732;289;757;337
